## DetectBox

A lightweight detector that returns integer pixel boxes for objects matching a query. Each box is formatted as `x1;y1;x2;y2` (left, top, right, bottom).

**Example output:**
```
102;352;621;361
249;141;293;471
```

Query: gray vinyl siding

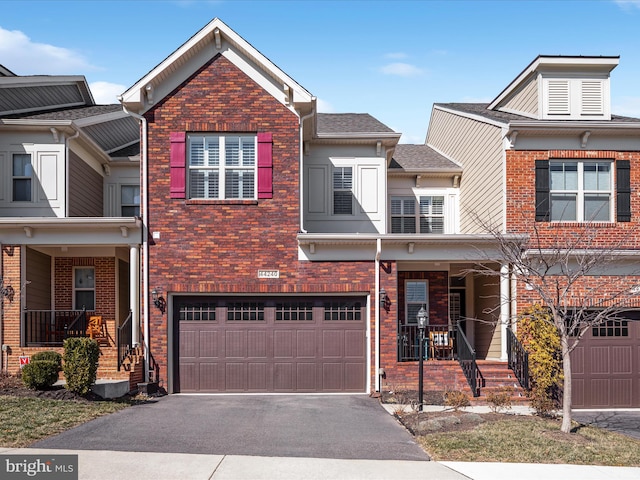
25;247;51;310
68;151;103;216
427;108;504;232
498;75;538;117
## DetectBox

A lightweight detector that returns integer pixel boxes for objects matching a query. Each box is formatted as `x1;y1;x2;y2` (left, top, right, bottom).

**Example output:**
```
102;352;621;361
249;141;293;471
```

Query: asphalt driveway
30;395;428;461
573;410;640;440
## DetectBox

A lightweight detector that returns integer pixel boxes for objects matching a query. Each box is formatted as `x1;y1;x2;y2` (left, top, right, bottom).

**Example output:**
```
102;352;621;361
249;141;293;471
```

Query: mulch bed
0;372;101;401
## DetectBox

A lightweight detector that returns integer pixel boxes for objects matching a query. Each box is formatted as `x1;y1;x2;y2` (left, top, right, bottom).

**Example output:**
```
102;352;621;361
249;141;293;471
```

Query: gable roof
317;113;396;135
390;144;461;173
120;17;314;115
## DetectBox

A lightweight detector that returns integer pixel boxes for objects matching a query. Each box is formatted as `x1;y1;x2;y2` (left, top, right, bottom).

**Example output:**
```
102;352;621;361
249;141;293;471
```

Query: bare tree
471;217;640;433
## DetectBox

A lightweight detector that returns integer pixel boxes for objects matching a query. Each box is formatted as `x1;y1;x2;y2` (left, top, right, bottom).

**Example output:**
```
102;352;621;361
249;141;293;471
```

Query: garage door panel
176;296;367;393
571;347;584;375
297;330;316;358
611;379;632;407
572;378;585;408
590;379;610;407
612;346;632;374
199;331;219;358
590;347;610;374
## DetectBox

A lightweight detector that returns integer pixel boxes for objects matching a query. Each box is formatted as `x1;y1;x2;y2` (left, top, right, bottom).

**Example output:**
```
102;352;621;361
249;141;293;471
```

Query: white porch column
500;263;510;361
129;244;140;346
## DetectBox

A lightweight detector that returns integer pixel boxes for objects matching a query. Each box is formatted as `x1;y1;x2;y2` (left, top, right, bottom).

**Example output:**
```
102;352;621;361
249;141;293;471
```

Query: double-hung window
121;185;140;216
391;195;445;233
333;167;353;214
12;153;32;202
188;135;256;200
550;161;611;222
74;267;95;311
405;281;428;325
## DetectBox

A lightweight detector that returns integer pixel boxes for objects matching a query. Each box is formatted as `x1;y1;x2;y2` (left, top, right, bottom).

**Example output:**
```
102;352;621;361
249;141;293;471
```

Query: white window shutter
581;80;603;115
547;80;570;114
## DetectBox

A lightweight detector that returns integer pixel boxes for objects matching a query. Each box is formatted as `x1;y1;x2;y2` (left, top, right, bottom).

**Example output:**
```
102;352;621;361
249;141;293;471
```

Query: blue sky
1;0;640;143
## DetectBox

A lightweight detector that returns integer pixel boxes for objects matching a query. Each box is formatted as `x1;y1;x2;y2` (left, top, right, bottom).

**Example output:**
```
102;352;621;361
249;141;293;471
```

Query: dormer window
542;77;607;120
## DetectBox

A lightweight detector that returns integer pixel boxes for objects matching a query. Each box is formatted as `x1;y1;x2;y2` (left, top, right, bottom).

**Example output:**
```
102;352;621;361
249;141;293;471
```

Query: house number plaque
258;270;280;279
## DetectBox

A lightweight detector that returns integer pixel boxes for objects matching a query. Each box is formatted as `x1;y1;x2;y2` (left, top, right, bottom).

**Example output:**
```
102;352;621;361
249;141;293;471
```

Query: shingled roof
317;113;396;134
390;144;461;172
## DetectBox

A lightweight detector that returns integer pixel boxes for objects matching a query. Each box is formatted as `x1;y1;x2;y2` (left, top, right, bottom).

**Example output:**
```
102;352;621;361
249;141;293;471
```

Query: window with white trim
405;280;428;325
391;195;445;233
12;153;32;202
188;135;256;199
550;161;612;222
74;267;95;311
333;166;353;214
121;185;140;216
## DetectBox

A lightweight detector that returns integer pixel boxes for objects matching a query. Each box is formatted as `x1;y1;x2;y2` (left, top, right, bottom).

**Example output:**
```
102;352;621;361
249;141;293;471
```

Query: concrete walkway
2;448;640;480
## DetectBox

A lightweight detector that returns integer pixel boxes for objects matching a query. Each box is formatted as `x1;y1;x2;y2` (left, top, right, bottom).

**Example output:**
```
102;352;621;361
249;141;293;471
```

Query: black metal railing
398;324;456;362
456;324;484;397
117;311;134;371
22;309;92;346
507;327;530;391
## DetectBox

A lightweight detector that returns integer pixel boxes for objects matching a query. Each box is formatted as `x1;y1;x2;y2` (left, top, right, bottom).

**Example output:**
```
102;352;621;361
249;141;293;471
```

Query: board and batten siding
498;75;538;117
427;108;504;233
473;271;501;360
25;247;52;310
68;151;103;217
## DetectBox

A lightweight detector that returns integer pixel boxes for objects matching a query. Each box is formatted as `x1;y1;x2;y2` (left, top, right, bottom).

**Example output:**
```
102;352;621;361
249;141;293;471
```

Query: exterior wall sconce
0;277;15;302
379;288;391;313
151;288;166;314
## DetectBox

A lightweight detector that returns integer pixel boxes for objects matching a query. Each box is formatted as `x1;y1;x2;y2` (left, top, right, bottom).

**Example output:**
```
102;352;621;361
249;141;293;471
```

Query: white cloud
316;97;335;113
0;26;96;74
613;97;640;117
380;62;423;77
90;81;128;104
614;0;640;11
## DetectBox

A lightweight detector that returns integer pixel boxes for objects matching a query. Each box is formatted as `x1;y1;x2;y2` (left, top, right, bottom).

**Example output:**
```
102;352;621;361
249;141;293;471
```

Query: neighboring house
0;68;143;390
425;55;640;408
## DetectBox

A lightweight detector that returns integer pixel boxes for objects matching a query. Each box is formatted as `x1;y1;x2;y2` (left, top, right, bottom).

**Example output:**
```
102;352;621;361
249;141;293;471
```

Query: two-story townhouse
120;18;516;398
425;55;640;408
0;68;143;394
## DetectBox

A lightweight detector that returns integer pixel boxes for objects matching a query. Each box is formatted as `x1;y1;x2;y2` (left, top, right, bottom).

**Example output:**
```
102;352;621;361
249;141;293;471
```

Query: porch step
475;361;528;404
91;379;130;399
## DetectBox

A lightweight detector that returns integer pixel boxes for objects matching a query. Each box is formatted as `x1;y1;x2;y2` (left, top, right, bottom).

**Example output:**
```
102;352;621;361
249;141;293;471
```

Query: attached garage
571;315;640;408
173;296;367;393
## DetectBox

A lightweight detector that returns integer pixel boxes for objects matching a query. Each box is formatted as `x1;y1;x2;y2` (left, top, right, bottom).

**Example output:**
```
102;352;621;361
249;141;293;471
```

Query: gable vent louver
581;80;603;115
547;80;570;114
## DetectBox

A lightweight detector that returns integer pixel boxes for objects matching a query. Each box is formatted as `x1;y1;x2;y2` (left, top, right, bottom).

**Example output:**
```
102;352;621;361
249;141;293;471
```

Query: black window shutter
617;160;631;222
535;160;550;222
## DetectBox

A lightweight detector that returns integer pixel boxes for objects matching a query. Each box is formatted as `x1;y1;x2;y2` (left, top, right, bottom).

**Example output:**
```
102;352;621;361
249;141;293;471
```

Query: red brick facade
506;149;640;315
145;55;378;389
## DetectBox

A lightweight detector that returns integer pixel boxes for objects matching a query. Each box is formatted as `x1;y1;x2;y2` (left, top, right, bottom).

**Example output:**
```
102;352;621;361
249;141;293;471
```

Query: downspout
375;238;382;392
0;242;4;373
121;104;148;382
298;102;315;234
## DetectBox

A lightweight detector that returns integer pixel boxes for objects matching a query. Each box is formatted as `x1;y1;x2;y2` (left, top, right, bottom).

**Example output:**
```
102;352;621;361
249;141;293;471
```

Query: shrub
486;386;513;413
517;304;563;415
63;337;100;395
443;389;471;410
31;351;62;371
21;360;59;390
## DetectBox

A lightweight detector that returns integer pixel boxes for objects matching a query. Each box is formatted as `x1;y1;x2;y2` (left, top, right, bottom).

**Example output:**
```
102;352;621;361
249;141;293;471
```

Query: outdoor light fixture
416;306;428;411
151;288;166;314
379;288;391;313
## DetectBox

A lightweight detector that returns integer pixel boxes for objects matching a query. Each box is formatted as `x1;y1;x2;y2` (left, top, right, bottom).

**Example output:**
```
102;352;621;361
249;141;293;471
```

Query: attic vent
581;80;603;115
547;80;570;114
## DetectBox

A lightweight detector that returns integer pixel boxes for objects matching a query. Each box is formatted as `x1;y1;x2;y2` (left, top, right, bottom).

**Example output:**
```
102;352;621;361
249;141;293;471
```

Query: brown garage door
571;315;640;408
175;296;367;393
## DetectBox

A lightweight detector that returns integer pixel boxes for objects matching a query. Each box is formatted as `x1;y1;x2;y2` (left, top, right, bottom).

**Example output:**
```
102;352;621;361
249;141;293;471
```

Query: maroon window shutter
257;132;273;199
170;132;186;199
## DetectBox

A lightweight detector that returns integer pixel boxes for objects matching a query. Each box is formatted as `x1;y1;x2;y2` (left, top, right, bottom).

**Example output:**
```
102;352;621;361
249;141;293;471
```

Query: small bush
31;351;62;371
21;360;59;390
63;337;100;395
486;386;513;413
443;389;471;410
517;305;563;415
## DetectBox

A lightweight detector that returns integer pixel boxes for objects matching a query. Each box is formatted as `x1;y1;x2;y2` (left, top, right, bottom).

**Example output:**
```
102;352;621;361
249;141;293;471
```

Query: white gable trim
120;18;313;115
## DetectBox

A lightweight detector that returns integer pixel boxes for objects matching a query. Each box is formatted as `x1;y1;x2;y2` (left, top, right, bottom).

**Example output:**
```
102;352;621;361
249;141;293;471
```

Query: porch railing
397;324;456;362
22;309;92;347
117;310;134;371
456;323;484;397
507;327;530;391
